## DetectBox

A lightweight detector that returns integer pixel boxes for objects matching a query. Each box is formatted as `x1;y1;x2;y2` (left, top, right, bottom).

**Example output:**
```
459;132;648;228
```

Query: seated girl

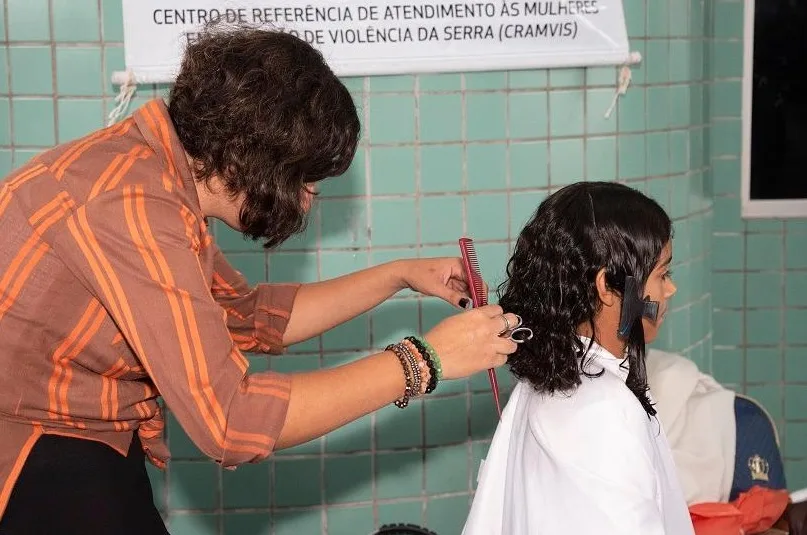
463;181;695;534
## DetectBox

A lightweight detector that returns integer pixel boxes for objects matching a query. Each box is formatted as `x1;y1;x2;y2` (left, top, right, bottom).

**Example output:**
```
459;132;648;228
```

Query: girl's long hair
498;181;672;416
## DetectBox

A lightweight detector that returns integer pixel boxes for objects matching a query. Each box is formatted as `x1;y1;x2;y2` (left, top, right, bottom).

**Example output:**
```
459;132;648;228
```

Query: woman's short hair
168;23;360;248
498;181;672;416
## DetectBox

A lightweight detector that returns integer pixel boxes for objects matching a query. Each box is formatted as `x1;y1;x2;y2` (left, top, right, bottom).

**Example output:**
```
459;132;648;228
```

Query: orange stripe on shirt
69;213;161;432
134;399;149;420
0;198;77;325
0;237;49;324
66;209;153;384
145;101;182;188
88;145;151;201
55;302;105;428
101;358;128;427
244;384;291;399
29;192;70;228
161;171;173;193
29;193;76;237
177;288;229;433
126;186;227;445
104;146;151;193
66;214;125;330
211;272;240;297
140;103;179;185
230;332;253;345
46;299;104;422
247;375;291;390
0;425;43;516
179;205;200;251
256;305;291;320
140;195;270;455
227;347;249;374
136;383;157;420
224;306;249;322
123;188;161;282
0;164;48;218
6;163;48;189
88;152;128;201
136;201;229;439
255;324;284;346
52;120;132;180
225;427;274;448
50;121;129;177
46;303;94;418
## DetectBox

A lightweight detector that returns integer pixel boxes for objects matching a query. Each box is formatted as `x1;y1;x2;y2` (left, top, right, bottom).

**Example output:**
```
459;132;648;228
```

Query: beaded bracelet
386;343;413;408
402;338;432;396
405;337;438;394
398;341;422;399
413;336;444;382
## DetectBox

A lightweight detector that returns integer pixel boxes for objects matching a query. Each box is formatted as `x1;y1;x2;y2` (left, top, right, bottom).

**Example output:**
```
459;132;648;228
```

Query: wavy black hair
498;181;672;416
168;22;360;248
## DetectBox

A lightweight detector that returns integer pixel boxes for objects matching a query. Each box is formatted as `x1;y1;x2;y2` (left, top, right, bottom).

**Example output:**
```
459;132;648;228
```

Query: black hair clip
617;275;659;338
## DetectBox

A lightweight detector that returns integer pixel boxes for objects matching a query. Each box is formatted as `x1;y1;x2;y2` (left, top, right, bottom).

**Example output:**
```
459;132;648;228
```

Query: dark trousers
0;433;169;535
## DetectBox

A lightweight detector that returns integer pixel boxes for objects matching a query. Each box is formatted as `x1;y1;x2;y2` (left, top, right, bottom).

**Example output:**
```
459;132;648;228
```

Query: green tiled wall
0;0;800;534
708;0;807;493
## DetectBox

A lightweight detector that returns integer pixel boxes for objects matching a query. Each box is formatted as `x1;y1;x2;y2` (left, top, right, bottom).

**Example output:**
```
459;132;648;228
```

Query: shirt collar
132;98;200;211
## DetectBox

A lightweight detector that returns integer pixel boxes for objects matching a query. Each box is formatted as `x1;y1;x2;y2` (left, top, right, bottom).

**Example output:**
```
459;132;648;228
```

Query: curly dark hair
498;181;672;417
168;23;360;248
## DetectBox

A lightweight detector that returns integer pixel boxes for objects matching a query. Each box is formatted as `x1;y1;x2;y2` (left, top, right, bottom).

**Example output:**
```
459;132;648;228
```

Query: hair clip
617;275;659;338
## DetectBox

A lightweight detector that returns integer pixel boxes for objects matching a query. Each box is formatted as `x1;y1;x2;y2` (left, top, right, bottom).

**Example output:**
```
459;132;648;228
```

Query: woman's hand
395;257;487;309
424;305;518;380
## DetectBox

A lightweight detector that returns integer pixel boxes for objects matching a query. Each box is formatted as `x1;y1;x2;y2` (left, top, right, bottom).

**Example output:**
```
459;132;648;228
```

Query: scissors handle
506;326;534;344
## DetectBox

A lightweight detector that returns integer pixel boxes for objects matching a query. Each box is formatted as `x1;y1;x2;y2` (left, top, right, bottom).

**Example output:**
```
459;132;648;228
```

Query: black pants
0;433;169;535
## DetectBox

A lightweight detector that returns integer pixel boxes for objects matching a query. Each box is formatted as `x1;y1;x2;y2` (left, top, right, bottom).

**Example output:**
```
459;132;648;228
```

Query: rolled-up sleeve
56;185;289;466
210;246;299;354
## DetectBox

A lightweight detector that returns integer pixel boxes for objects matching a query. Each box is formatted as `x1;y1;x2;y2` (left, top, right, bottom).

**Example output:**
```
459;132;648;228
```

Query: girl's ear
595;268;618;308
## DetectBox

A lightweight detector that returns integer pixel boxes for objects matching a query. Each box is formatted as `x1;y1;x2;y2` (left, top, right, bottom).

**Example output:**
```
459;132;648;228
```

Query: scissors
498;314;534;343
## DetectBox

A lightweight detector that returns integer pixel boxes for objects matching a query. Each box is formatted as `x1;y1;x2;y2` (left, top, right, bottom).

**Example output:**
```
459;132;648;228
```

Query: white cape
463;342;695;535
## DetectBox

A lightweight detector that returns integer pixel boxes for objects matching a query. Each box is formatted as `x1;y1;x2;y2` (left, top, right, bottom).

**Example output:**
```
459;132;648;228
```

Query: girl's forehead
653;241;673;267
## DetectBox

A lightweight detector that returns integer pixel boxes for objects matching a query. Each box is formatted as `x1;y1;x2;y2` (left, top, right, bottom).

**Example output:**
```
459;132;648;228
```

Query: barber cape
462;340;695;535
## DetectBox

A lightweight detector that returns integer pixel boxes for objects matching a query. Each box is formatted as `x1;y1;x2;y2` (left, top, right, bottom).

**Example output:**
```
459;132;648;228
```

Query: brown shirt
0;99;299;517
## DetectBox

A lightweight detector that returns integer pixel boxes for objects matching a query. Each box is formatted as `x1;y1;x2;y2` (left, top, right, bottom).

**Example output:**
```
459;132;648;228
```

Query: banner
115;0;638;83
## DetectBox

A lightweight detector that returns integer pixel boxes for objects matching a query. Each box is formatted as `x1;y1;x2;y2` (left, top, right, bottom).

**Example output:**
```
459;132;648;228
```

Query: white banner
117;0;637;83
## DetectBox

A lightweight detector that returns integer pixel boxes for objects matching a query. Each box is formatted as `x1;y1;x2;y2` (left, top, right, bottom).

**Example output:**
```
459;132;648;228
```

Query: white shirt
463;340;695;535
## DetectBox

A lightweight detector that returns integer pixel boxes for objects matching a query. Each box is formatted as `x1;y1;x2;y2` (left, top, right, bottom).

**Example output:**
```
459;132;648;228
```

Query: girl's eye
662;270;673;280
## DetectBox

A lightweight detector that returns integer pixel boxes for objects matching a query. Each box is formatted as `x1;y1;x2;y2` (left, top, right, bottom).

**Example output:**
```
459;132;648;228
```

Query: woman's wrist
382;259;409;293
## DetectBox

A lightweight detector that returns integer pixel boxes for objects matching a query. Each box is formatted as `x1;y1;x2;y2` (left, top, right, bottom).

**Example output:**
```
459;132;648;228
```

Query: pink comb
458;237;502;419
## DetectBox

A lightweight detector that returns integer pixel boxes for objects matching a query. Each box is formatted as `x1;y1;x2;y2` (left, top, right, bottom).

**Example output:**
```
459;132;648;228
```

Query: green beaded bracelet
415;336;443;381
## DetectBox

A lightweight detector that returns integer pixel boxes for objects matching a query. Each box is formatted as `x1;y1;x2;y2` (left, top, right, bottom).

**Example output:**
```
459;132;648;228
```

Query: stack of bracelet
386;336;443;409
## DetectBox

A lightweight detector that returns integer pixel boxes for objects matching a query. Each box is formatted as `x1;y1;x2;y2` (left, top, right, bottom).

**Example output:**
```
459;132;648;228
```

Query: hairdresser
0;25;518;535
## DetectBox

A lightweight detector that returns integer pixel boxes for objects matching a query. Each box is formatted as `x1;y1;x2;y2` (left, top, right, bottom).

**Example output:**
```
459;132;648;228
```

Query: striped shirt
0;99;299;518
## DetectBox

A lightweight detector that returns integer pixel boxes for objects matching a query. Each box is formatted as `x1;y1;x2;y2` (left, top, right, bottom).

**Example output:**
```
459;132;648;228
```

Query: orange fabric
0;99;301;519
690;486;791;535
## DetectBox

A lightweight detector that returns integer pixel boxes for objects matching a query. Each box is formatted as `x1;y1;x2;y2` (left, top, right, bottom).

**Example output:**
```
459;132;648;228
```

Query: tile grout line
47;0;58;146
2;0;13;164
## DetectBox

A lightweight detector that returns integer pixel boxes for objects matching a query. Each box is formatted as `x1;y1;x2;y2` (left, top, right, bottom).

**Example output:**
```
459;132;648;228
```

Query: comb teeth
459;237;487;306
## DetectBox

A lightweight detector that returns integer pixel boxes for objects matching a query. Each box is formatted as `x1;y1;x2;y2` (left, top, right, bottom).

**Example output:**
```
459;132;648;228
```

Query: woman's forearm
275;350;403;449
281;261;404;345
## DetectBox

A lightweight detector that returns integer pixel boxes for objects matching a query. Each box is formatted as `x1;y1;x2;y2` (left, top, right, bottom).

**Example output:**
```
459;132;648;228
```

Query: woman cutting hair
0;24;517;535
